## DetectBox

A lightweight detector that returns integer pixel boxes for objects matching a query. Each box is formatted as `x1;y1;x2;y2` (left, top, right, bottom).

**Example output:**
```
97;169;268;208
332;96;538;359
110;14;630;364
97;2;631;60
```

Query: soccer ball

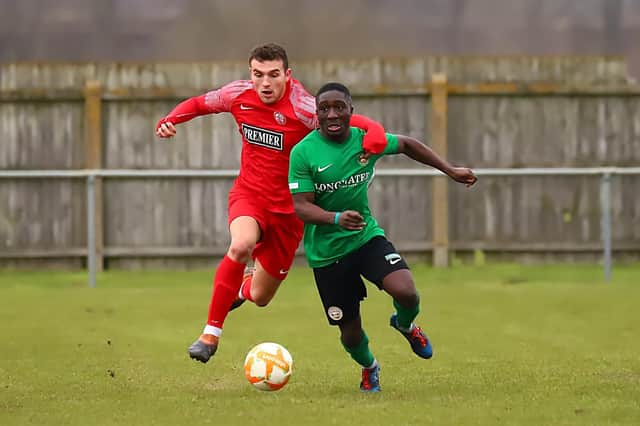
243;342;293;391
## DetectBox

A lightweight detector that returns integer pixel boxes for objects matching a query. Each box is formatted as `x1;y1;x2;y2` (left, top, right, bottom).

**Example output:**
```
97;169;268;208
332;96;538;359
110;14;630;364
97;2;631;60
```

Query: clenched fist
156;119;177;138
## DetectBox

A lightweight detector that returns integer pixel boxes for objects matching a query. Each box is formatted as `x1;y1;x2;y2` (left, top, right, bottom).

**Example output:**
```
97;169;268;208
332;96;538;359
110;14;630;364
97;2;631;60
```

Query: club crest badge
357;152;369;166
274;111;286;125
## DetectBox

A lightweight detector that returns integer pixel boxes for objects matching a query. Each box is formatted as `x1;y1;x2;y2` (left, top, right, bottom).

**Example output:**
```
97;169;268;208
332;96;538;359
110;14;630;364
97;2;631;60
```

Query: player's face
316;90;353;142
250;59;291;104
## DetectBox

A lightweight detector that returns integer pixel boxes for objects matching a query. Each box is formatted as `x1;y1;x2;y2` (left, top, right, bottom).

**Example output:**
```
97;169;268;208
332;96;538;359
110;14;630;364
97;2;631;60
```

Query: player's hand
362;133;387;155
337;210;366;231
351;114;387;154
156;119;177;138
448;167;478;187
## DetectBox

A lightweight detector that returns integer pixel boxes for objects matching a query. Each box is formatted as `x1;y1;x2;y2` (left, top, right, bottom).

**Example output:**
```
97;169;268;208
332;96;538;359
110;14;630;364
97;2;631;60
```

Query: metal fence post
600;172;612;282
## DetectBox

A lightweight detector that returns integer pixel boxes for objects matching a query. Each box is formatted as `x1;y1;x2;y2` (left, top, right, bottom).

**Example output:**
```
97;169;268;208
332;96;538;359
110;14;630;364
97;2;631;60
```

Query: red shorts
228;192;303;281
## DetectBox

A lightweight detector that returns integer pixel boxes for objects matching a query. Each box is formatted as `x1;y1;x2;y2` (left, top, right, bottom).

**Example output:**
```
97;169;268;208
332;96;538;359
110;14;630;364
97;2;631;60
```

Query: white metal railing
2;167;640;287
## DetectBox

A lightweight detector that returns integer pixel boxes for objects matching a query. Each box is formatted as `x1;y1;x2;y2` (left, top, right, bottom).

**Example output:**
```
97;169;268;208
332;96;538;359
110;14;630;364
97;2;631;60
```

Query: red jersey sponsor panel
204;79;316;213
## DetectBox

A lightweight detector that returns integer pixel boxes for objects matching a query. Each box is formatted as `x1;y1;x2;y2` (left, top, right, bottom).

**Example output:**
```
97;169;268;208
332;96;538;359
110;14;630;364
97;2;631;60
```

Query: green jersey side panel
288;128;399;267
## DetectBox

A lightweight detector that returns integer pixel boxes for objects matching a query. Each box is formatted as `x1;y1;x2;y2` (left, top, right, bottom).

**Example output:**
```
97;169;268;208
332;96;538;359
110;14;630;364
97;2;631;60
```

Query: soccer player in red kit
156;43;387;363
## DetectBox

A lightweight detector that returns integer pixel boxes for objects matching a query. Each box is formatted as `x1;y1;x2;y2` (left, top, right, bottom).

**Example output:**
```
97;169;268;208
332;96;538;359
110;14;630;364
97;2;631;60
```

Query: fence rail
2;167;639;287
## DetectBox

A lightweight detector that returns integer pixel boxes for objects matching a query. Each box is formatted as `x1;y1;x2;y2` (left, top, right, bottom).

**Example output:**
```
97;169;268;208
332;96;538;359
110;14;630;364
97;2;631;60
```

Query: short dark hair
316;82;352;100
249;43;289;70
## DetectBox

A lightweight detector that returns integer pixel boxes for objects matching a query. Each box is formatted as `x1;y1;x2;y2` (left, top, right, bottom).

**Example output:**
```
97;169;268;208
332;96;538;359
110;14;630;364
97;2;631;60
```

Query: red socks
206;255;246;328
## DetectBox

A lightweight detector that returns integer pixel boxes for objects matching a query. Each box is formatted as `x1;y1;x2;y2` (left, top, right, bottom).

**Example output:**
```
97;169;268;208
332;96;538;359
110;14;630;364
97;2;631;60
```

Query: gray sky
1;0;638;78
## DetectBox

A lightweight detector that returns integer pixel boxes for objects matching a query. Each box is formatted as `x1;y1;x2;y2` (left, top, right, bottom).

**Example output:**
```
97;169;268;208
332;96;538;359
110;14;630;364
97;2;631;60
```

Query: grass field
1;263;639;425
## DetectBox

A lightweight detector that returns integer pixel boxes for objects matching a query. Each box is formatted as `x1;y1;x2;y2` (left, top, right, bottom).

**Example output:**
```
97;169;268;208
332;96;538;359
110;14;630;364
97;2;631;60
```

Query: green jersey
288;127;399;267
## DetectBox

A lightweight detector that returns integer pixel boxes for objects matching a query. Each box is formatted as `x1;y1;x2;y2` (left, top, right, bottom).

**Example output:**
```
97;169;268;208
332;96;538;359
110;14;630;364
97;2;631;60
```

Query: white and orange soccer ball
243;342;293;391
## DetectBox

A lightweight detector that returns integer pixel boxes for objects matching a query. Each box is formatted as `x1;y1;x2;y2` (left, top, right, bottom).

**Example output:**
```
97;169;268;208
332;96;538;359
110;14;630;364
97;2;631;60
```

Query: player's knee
396;290;420;309
340;331;361;348
339;322;363;347
227;241;255;262
385;273;420;308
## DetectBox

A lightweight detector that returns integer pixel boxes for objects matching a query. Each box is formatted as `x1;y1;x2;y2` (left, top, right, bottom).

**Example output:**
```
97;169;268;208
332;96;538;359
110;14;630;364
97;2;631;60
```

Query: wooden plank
430;73;449;267
84;81;103;170
0;89;84;102
3;241;640;260
104;246;229;256
449;242;618;251
0;248;88;258
447;83;640;96
83;80;104;272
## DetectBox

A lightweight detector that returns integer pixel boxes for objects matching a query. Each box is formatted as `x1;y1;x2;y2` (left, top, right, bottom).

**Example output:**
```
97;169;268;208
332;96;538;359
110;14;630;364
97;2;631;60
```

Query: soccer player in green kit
288;82;477;392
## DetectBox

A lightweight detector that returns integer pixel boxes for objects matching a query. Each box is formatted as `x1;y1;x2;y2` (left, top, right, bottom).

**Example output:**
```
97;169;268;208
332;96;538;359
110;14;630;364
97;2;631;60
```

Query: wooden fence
1;57;639;268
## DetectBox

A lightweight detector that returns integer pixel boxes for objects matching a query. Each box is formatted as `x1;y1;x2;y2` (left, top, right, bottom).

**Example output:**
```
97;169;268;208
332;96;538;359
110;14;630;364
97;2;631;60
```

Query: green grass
1;264;639;425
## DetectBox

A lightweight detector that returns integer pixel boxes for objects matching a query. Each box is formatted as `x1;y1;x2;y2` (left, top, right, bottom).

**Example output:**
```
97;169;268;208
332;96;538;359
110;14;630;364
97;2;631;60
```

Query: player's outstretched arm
155;95;213;138
396;135;478;187
156;80;251;138
292;193;365;231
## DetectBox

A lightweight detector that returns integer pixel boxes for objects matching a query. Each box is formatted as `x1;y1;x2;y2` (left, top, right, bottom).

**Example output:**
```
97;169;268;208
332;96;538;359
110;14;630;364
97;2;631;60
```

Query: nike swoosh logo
318;164;333;172
385;253;402;265
279;269;289;274
240;104;253;110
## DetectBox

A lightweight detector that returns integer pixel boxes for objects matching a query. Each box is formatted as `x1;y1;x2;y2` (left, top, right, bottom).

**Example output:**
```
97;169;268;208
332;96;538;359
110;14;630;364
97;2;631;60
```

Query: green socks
393;299;419;331
342;331;375;369
341;299;420;368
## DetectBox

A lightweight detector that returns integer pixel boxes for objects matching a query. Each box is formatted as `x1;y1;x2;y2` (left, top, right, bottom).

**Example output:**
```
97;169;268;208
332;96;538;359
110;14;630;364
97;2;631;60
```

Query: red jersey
204;79;316;213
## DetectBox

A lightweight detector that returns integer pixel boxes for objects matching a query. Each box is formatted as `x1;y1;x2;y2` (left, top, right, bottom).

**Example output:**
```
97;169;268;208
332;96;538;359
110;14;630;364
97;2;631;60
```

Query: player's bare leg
233;211;301;310
188;216;260;363
232;258;283;309
244;259;282;306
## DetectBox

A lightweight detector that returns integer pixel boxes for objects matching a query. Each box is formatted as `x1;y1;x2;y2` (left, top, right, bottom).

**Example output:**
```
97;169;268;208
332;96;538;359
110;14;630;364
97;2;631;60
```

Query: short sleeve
288;145;315;194
368;132;399;164
382;133;399;155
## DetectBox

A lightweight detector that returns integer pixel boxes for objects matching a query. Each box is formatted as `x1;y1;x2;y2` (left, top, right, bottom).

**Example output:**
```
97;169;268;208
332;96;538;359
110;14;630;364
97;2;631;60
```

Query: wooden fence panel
369;176;433;249
103;179;234;249
449;176;602;247
1;57;639;268
0;101;86;266
0;180;86;253
103;101;242;169
448;96;640;167
614;176;640;245
0;102;85;168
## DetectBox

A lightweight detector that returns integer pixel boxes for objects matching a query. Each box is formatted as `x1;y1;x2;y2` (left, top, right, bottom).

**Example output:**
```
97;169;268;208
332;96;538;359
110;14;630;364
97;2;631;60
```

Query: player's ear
285;68;292;81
